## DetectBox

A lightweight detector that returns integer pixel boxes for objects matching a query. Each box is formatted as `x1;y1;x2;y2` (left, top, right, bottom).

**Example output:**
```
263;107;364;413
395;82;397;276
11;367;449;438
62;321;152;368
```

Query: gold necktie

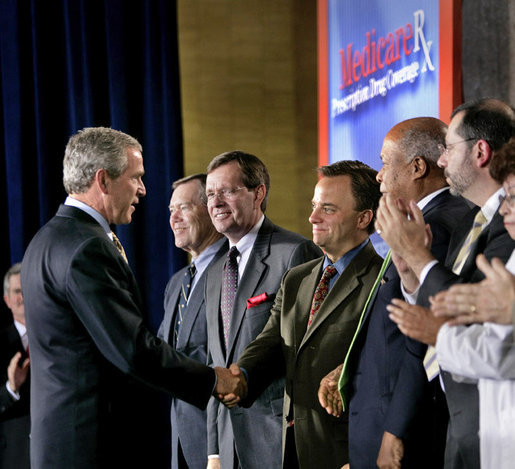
424;210;487;381
111;231;128;264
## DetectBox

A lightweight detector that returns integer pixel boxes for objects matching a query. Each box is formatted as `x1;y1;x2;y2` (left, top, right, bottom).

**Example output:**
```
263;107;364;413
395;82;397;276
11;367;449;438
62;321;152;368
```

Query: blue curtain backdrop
0;0;187;330
0;1;186;465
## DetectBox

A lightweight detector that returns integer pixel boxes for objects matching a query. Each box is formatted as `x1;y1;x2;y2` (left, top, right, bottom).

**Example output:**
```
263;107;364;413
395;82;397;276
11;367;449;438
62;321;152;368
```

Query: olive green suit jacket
238;241;382;469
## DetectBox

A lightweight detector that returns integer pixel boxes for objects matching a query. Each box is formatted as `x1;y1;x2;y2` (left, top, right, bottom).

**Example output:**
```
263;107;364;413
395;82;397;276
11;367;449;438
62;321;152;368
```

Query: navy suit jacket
205;217;322;469
157;242;227;469
21;205;217;469
0;322;30;469
348;190;470;469
419;205;515;469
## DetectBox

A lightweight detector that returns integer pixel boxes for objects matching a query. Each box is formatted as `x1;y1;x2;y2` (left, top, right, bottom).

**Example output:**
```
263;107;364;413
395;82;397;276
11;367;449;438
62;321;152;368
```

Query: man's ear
254;184;266;209
357;209;373;231
411;156;429;180
476;139;493;168
95;169;109;194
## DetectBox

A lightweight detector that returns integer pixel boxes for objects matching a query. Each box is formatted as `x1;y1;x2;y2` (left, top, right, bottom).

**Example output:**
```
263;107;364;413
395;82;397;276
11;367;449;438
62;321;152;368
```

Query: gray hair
63;127;142;194
172;173;208;205
395;117;447;166
3;262;21;296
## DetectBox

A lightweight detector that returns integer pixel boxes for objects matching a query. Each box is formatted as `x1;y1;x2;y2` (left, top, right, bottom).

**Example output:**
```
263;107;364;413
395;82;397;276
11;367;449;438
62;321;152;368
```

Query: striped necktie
423;210;488;381
172;263;196;346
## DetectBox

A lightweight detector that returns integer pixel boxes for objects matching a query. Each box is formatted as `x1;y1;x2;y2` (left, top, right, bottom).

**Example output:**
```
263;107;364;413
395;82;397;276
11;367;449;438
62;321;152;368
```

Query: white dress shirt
436;249;515;469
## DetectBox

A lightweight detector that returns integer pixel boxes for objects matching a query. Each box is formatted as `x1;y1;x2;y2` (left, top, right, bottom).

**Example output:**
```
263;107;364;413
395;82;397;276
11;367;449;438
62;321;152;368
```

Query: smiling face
169;179;217;257
104;147;146;225
500;174;515;240
309;175;366;262
438;112;478;197
206;161;265;243
4;273;24;324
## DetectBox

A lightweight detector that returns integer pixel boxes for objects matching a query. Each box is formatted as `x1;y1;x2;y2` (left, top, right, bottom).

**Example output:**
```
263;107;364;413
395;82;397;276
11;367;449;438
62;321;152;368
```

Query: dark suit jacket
348;190;470;469
205;217;322;469
238;241;382;469
0;322;30;469
21;205;217;469
157;242;227;469
419;206;515;469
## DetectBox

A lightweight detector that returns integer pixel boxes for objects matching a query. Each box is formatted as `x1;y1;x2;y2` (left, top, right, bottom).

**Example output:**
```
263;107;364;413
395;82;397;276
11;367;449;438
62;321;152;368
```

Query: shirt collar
417;187;449;210
323;238;369;274
65;196;111;236
482;187;504;224
231;215;265;256
193;237;226;277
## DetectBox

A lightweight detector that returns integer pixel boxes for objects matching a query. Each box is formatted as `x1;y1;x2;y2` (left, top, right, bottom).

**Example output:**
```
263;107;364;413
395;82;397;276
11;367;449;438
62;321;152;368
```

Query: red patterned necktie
221;246;239;349
307;265;337;328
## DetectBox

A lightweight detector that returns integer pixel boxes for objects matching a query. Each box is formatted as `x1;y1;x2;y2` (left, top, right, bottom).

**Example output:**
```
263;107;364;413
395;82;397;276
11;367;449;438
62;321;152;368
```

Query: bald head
377;117;448;202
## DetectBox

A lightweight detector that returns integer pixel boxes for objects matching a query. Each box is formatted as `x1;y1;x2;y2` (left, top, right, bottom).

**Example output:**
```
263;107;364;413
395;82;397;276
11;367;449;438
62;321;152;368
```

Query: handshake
213;364;248;408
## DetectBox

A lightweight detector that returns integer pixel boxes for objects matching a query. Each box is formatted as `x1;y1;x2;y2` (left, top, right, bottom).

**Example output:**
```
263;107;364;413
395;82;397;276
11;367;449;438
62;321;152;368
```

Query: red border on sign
318;0;463;165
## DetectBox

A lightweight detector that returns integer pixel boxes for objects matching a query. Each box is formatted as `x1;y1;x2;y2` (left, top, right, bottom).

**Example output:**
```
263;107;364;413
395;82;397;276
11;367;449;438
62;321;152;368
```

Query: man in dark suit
157;174;227;469
379;99;515;469
319;117;470;469
204;151;322;469
1;263;30;469
21;127;246;469
234;160;383;469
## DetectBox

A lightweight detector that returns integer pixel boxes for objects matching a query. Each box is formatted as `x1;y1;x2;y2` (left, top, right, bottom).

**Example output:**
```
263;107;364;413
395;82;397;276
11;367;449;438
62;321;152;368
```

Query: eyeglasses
206;186;247;202
499;193;515;208
438;138;477;155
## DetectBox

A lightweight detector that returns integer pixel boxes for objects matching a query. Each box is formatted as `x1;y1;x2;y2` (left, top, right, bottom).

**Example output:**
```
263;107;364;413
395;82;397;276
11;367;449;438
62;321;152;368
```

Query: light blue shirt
323;238;369;291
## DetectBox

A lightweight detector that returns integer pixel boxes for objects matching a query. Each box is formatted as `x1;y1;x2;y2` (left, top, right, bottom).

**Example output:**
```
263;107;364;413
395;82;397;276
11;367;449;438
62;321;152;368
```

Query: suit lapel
162;271;185;343
292;259;324;352
207;253;226;362
226;220;273;361
298;245;374;352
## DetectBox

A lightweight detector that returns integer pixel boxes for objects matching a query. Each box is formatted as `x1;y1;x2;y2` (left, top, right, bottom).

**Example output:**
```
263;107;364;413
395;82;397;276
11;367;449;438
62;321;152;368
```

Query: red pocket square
247;292;269;309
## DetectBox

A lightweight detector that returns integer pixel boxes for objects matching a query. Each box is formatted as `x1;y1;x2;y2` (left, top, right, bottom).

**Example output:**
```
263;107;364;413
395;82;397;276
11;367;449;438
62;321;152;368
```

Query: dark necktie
221;246;239;349
307;264;338;328
172;263;196;346
111;231;128;263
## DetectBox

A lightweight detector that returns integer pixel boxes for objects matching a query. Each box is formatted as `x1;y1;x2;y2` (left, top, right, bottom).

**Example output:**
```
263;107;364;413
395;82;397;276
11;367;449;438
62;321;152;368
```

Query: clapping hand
213;364;247;408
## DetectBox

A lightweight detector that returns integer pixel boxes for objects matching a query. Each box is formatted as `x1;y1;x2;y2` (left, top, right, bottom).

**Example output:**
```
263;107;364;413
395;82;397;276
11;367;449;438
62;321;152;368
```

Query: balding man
319;117;469;468
377;99;515;469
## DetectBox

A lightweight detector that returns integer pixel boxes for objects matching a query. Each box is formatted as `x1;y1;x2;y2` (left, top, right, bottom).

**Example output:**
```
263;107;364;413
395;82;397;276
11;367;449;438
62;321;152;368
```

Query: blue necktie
172;263;196;346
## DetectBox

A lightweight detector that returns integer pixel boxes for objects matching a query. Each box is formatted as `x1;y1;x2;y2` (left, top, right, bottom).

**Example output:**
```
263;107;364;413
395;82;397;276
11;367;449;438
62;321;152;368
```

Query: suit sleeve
66;237;215;409
287;240;323;270
420;216;515;303
237;275;287;406
437;323;515;380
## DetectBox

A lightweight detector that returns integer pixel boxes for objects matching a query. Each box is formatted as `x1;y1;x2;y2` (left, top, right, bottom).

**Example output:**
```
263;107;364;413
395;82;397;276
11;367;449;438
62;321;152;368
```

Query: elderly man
319;117;469;469
1;263;30;469
21;127;245;469
204;150;322;469
235;160;383;469
158;174;226;469
377;99;515;469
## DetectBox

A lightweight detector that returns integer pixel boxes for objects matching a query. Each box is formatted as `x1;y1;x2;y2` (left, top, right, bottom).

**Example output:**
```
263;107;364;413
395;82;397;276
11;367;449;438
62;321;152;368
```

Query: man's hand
206;457;221;469
213;365;247;408
375;195;434;278
431;254;515;326
318;363;343;417
376;431;404;469
387;299;446;345
7;351;30;393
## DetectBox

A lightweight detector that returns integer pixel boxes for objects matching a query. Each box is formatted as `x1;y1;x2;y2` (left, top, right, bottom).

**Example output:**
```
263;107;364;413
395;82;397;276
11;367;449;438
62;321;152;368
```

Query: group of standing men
2;96;513;469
